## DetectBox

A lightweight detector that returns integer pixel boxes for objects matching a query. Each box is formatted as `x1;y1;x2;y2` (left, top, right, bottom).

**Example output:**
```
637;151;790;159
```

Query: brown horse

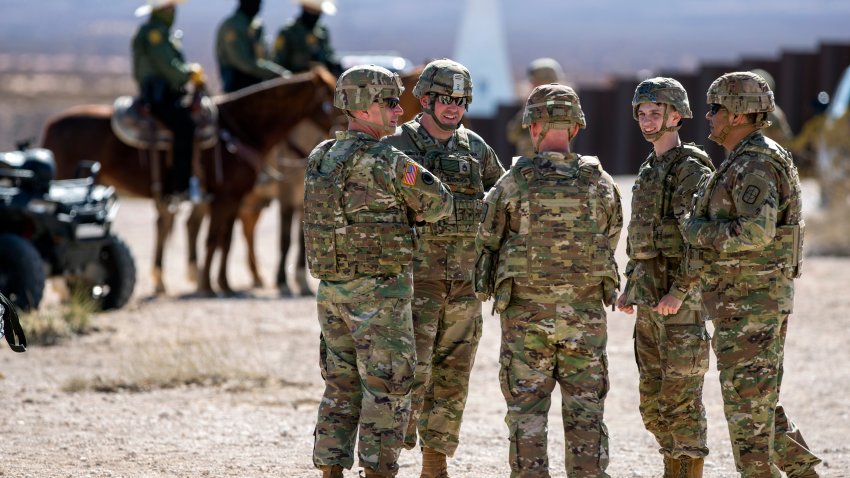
41;66;338;296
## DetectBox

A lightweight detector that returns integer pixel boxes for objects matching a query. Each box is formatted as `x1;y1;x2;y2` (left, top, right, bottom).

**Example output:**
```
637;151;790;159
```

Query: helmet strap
347;108;395;137
641;104;681;141
708;115;733;146
424;95;461;132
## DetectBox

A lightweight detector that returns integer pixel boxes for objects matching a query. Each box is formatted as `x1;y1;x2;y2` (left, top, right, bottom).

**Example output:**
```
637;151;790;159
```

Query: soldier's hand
616;293;633;314
188;63;206;88
652;294;683;316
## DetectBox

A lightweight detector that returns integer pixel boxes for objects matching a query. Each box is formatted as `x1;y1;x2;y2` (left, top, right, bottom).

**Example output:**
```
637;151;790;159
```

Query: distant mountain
1;0;849;86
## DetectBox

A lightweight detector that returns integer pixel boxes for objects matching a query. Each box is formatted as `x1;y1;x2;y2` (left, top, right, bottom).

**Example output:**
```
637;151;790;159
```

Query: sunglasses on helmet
376;97;401;109
435;94;469;107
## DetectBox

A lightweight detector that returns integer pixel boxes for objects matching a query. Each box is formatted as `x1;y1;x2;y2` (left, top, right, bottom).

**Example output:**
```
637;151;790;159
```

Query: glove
188;63;206;88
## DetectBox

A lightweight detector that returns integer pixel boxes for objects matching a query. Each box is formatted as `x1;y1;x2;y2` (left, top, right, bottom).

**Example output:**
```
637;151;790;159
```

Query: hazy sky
1;0;848;85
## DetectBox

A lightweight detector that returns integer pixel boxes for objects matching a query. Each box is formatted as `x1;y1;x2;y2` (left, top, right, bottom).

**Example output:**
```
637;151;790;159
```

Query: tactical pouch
657;217;685;258
627;221;658;260
493;278;513;314
473;251;497;301
426;196;483;237
339;223;414;277
776;222;804;279
304;222;352;281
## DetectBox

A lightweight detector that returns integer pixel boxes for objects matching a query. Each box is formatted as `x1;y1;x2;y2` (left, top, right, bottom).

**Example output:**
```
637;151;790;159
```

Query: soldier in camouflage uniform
304;64;453;478
382;59;505;477
274;0;342;76
474;84;622;478
616;77;714;478
683;71;822;478
506;58;565;160
132;0;205;197
215;0;289;93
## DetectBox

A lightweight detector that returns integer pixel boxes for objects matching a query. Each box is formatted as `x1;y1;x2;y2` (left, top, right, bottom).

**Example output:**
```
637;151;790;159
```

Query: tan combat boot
420;447;449;478
663;456;681;478
319;464;344;478
362;468;391;478
678;457;704;478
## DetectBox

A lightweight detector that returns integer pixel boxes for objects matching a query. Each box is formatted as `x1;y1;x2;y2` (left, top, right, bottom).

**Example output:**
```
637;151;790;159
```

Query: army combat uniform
215;8;287;93
382;114;504;456
305;127;453;476
623;143;714;461
477;149;622;477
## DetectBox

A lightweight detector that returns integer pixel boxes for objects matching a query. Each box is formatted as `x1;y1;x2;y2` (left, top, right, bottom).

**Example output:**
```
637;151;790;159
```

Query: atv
0;146;136;311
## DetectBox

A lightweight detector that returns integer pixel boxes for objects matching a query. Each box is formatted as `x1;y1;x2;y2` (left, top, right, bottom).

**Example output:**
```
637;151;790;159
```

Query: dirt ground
1;178;848;478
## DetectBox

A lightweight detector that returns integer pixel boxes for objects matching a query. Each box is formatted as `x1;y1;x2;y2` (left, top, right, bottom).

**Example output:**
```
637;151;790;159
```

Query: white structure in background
453;0;514;118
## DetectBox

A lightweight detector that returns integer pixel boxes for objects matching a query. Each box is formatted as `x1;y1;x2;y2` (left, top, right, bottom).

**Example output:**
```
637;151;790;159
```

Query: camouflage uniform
475;85;623;478
215;2;287;93
273;2;341;75
382;59;505;460
684;72;821;478
305;65;454;477
621;78;714;471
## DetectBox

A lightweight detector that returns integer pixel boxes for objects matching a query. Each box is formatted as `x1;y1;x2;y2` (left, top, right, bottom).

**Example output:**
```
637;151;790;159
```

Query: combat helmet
527;58;564;86
632;77;692;140
413;59;473;101
706;71;775;144
334;64;404;111
522;83;585;152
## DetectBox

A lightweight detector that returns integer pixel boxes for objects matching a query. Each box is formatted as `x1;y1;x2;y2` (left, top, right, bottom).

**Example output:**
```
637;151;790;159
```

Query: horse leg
153;200;176;295
276;201;295;297
216;210;239;295
186;202;208;284
238;191;268;289
294;210;313;296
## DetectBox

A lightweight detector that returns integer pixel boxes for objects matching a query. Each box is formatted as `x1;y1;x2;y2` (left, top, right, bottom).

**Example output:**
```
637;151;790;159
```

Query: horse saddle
111;96;219;151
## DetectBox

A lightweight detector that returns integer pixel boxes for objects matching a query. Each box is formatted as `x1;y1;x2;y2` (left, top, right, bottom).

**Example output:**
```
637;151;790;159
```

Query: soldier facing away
382;58;505;477
131;0;205;198
683;71;822;478
274;0;342;76
474;84;623;477
616;77;714;477
303;64;453;478
215;0;289;93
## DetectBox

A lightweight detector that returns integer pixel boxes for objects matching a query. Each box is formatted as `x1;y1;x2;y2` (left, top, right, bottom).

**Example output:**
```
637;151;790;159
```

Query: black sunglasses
708;103;726;115
435;94;469;107
377;97;400;109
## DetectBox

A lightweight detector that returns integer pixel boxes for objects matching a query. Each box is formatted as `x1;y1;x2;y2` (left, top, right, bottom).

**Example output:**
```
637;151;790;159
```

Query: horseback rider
216;0;290;93
132;0;204;201
273;0;342;76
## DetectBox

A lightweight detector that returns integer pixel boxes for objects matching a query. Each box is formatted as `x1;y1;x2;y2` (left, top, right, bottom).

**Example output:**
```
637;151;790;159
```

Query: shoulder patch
402;161;419;186
306;34;318;46
275;36;284;51
224;30;237;43
148;29;163;45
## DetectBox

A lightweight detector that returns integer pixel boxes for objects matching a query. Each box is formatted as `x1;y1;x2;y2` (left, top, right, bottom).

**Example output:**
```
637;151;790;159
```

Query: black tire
0;233;46;311
68;234;136;311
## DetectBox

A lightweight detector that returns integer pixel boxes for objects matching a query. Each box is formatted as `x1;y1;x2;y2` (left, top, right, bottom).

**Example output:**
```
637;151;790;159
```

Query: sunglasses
435;94;469;107
708;103;726;115
377;97;400;109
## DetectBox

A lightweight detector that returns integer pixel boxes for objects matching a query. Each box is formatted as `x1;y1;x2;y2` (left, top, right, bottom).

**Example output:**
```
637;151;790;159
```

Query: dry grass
21;287;96;346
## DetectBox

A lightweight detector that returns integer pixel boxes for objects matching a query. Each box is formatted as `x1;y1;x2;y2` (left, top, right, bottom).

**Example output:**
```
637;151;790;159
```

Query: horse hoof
299;287;314;297
278;284;293;297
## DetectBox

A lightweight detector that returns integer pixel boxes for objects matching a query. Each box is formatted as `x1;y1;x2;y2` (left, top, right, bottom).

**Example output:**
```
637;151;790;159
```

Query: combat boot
361;468;392;478
420;447;449;478
677;457;704;478
319;464;344;478
663;456;681;478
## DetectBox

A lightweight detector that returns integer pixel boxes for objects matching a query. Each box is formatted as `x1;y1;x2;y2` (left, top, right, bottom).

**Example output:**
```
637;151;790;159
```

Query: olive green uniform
215;10;287;93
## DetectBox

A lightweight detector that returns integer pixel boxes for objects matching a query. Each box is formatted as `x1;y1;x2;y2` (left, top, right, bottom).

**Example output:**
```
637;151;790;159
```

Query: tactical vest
629;143;714;260
400;122;485;237
495;155;618;287
689;135;804;280
303;139;415;281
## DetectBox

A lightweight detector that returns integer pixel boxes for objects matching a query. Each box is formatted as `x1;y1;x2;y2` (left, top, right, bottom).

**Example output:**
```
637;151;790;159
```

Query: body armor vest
629;143;714;260
303;139;414;281
400;122;484;237
690;135;804;280
495;155;618;287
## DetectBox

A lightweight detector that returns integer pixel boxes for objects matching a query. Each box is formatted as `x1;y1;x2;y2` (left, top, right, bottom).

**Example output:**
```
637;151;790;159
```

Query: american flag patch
402;161;418;186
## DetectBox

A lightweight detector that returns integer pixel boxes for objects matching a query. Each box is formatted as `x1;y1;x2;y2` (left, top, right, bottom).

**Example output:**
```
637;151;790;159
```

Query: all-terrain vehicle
0;145;136;311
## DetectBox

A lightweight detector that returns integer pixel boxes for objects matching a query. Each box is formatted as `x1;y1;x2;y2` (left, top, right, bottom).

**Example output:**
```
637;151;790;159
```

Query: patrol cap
707;71;775;115
135;0;185;17
294;0;337;15
632;77;693;120
334;64;404;111
522;83;586;128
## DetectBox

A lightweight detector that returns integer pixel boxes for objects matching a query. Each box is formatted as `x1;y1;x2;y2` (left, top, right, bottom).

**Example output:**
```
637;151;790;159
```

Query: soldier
132;0;205;199
683;71;822;478
382;58;505;477
274;0;342;76
616;77;714;477
474;84;622;477
215;0;289;93
304;64;453;478
506;58;566;159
